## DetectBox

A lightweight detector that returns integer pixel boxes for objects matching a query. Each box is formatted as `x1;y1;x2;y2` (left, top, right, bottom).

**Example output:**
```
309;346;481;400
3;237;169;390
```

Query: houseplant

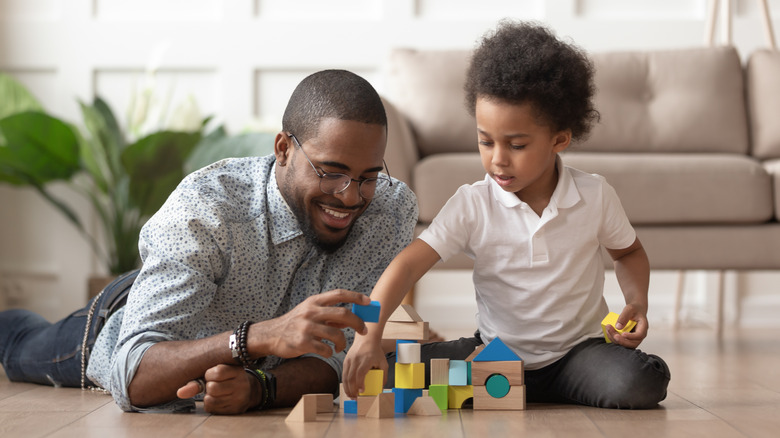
0;73;274;280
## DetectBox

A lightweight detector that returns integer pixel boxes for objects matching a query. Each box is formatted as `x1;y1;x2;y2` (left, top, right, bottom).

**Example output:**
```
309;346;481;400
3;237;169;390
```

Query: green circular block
485;373;510;398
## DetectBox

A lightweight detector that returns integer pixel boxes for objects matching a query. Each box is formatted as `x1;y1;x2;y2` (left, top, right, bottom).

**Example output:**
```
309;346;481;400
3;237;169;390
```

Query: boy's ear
274;132;291;166
552;129;572;154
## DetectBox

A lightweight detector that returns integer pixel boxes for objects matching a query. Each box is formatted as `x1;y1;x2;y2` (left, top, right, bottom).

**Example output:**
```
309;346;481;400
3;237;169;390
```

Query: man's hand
177;364;259;414
251;289;371;359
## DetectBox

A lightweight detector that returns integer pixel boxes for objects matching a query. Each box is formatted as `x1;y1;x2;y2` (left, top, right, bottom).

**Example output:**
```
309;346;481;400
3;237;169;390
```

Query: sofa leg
672;270;685;330
715;270;725;339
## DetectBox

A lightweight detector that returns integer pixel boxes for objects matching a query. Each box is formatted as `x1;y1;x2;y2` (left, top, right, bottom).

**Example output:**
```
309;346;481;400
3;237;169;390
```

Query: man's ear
274;132;291;166
552;129;572;154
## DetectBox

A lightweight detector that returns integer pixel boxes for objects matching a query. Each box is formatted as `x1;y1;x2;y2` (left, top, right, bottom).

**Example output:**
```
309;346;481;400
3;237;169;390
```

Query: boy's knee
601;353;670;409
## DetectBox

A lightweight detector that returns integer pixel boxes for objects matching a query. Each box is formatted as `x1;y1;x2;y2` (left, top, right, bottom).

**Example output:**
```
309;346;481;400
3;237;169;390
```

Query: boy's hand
606;303;648;348
342;335;388;399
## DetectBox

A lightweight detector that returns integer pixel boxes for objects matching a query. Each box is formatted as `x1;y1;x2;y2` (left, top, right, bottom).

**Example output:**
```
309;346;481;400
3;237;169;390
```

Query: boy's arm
606;237;650;348
342;239;441;397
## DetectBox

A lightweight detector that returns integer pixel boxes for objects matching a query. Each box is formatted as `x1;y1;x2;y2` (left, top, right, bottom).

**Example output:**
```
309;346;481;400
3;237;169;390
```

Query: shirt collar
268;162;304;245
490;156;581;210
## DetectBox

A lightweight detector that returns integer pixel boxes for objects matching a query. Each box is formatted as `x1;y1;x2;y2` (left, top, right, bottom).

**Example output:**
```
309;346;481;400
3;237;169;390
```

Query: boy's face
475;97;570;200
275;118;387;252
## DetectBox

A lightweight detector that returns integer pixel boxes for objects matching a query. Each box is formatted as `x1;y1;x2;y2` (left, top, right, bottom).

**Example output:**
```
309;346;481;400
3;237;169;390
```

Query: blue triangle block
473;337;521;362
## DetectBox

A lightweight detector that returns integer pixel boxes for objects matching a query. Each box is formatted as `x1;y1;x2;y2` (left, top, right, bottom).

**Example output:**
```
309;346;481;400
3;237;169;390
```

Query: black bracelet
245;368;276;410
231;321;254;368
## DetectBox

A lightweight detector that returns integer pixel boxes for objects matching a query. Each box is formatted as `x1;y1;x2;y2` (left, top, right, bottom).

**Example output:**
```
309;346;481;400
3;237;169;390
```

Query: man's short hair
282;69;387;144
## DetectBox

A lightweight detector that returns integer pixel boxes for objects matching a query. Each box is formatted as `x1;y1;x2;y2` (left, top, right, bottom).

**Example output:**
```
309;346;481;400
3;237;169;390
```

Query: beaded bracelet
229;321;254;368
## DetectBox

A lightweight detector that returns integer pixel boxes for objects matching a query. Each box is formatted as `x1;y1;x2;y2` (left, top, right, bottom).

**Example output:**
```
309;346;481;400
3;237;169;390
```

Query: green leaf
79;99;123;193
0;73;44;120
0;111;80;186
185;129;275;174
122;131;202;217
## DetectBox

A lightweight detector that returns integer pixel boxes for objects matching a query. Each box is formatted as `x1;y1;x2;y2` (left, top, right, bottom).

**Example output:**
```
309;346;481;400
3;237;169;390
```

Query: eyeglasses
287;132;393;200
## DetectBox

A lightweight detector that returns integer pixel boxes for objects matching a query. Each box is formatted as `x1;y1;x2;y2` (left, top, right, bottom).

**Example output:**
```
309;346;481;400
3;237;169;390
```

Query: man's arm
128;290;370;411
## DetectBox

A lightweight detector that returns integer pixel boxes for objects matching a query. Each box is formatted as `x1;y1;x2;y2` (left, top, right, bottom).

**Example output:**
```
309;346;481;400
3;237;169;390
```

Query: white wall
1;0;779;332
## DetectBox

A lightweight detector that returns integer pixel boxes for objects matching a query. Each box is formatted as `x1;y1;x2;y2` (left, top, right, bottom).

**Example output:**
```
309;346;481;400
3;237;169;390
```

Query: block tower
470;337;525;410
386;304;429;414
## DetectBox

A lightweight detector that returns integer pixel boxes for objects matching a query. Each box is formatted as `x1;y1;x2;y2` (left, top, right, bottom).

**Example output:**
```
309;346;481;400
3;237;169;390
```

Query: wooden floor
2;327;780;438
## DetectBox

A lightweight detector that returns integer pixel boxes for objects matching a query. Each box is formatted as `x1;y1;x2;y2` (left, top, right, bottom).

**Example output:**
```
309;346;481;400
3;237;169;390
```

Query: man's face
275;118;387;252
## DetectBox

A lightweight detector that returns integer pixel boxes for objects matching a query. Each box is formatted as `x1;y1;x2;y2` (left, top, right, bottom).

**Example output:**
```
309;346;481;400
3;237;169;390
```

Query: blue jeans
0;270;139;387
385;332;670;409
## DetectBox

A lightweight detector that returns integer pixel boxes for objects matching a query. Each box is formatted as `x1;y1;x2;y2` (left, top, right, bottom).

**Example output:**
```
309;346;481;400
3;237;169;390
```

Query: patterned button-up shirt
87;155;418;411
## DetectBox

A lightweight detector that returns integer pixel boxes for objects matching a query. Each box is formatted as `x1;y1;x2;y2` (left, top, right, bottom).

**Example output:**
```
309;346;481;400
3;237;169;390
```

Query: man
0;69;418;414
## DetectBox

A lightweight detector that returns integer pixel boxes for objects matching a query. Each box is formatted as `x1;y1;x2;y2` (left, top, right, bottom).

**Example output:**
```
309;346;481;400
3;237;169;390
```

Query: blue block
392;387;422;413
473;337;521;362
343;399;358;414
449;360;468;386
352;300;381;323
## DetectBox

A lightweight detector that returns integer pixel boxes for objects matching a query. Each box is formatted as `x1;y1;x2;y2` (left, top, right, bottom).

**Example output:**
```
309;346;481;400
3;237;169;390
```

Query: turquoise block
449;360;468;386
344;399;358;414
486;374;510;398
352;300;381;323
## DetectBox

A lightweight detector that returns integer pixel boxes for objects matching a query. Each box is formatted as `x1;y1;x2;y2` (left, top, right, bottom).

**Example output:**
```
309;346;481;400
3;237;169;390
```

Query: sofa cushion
583;47;749;154
412;152;773;226
747;50;780;159
563;152;773;225
385;49;476;158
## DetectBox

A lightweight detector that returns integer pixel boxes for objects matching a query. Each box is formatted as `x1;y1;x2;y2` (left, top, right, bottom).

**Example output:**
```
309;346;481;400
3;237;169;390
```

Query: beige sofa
380;46;780;328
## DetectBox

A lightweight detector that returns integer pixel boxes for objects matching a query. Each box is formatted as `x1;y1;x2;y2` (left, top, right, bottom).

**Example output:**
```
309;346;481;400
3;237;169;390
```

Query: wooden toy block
395;339;415;356
448;360;468;386
352;300;381;323
285;394;318;422
467;361;472;385
388;303;423;322
366;392;395;418
473;337;521;362
485;374;510;398
383;321;429;341
357;396;376;415
465;344;485;362
339;383;347;409
311;393;334;413
395;362;425;389
397;342;421;364
428;384;448;412
407;395;443;416
601;312;637;343
471;361;524;386
392;387;422;413
343;399;358;414
447;385;473;409
430;358;450;385
360;369;383;396
473;384;526;411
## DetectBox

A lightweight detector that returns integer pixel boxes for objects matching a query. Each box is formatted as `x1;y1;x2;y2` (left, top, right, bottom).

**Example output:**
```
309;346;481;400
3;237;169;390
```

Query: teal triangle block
473;337;521;362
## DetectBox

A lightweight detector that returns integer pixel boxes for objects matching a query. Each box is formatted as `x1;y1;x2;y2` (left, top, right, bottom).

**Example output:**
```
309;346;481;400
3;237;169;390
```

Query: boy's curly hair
465;20;599;141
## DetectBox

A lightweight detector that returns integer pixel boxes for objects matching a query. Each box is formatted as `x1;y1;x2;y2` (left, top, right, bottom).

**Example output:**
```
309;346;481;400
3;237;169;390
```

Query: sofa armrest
763;159;780;221
382;96;419;187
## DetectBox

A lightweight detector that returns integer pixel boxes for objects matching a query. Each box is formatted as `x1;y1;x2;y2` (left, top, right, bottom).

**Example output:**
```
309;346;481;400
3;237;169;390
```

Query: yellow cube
448;385;474;409
395;362;425;389
360;369;384;396
601;312;637;343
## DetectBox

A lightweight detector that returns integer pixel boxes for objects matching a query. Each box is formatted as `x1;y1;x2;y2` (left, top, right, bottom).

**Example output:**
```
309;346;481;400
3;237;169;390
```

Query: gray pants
385;333;670;409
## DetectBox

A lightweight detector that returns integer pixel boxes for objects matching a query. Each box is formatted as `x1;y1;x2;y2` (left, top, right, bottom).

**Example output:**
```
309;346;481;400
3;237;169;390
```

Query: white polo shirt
418;159;636;369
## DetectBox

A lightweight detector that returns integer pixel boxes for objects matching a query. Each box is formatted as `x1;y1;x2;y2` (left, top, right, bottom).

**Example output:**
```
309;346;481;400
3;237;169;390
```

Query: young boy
342;20;670;409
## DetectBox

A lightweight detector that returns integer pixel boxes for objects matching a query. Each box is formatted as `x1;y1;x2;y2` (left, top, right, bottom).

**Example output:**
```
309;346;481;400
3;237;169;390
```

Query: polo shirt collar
490;156;581;210
268;162;304;245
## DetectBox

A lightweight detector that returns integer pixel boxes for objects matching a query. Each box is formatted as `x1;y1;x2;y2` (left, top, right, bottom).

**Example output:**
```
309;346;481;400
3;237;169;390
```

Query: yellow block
395;362;425;389
360;369;384;396
448;385;474;409
601;312;637;343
